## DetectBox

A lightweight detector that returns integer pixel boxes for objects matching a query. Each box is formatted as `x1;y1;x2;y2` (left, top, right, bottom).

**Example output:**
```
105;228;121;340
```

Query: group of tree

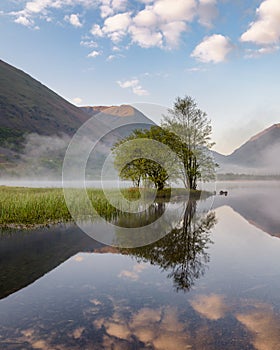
112;96;217;191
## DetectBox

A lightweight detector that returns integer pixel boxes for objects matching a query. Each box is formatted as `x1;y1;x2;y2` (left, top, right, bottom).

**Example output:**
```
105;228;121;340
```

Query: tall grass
0;186;143;228
0;187;70;227
0;186;207;228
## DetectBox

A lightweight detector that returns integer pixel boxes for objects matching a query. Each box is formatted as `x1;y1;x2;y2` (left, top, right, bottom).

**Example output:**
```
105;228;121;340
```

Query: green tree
162;96;217;190
112;126;181;190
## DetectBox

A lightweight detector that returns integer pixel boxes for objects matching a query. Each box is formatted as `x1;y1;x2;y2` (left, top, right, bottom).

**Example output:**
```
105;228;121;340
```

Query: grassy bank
0;186;212;229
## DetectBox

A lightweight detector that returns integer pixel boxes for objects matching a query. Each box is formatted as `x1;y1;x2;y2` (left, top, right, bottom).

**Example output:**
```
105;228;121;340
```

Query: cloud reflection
95;306;192;349
236;303;280;350
118;263;147;281
190;294;228;320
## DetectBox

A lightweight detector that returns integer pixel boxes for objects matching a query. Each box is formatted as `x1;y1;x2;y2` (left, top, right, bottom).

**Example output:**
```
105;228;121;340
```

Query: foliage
161;95;217;190
113;96;217;191
113;126;181;190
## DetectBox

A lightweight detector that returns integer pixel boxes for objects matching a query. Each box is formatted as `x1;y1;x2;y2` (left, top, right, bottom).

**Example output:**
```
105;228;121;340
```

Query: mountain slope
81;104;156;128
0;59;89;143
228;124;280;166
0;60;157;176
213;124;280;173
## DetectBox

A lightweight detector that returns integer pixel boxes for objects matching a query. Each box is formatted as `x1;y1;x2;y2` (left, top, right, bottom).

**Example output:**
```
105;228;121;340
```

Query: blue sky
1;0;280;154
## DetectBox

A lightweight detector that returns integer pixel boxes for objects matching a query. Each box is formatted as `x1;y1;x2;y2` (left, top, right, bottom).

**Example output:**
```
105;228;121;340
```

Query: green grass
0;186;140;228
0;187;70;228
0;186;212;229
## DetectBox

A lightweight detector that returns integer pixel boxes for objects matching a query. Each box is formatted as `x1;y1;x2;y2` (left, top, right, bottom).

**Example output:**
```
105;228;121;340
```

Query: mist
0;131;123;187
216;141;280;176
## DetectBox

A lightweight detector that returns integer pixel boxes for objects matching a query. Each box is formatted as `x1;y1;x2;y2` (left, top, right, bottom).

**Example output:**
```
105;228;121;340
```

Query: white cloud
111;0;127;12
153;0;196;22
64;13;82;27
117;79;149;96
112;45;121;51
25;0;51;14
106;53;124;61
91;0;198;49
129;25;163;48
80;40;98;48
132;85;149;96
14;15;34;27
11;0;217;52
133;7;158;27
90;24;104;37
191;34;233;63
10;0;220;53
240;0;280;45
128;0;195;48
103;12;131;32
245;45;279;58
117;79;139;88
186;66;207;72
102;12;131;42
11;0;97;28
100;0;127;18
87;50;102;58
107;54;116;61
198;0;218;28
160;21;187;47
100;5;114;18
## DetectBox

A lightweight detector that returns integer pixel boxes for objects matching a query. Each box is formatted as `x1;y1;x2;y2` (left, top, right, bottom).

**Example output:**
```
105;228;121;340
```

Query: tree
161;96;217;190
112;126;181;190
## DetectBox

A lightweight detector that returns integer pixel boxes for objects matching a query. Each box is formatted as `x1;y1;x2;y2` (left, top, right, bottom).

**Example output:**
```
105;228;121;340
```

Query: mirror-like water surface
0;182;280;349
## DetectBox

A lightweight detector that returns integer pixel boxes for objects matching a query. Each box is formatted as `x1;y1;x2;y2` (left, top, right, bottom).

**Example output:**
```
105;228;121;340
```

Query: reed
0;186;208;228
0;186;141;228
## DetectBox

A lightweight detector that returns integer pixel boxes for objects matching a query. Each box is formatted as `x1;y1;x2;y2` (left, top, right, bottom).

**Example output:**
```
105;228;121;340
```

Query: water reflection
122;200;216;291
0;225;106;299
212;181;280;237
1;185;280;349
0;198;216;299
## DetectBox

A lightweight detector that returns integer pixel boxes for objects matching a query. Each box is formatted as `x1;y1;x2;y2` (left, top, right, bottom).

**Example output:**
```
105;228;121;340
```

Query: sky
1;0;280;154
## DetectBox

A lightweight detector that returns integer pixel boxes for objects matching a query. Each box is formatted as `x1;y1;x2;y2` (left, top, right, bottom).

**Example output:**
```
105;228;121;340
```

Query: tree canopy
162;96;217;189
112;126;181;190
112;95;217;191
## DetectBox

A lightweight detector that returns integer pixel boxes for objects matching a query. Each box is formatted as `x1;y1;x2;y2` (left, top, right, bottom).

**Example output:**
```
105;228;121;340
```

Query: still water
0;182;280;349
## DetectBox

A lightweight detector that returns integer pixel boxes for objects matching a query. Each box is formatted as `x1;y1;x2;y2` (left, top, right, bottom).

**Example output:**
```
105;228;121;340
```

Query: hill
228;124;280;167
81;104;155;125
214;124;280;173
0;59;90;147
0;60;155;176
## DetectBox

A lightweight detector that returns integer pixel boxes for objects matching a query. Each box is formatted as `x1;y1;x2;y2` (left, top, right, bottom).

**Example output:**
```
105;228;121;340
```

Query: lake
0;182;280;349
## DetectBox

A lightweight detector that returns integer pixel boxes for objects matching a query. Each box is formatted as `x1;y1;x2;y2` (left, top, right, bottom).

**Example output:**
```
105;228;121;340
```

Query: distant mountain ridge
213;123;280;173
228;123;280;166
80;104;156;126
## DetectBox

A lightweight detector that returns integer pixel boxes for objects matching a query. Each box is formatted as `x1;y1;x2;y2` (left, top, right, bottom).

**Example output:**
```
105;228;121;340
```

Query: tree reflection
121;200;217;292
